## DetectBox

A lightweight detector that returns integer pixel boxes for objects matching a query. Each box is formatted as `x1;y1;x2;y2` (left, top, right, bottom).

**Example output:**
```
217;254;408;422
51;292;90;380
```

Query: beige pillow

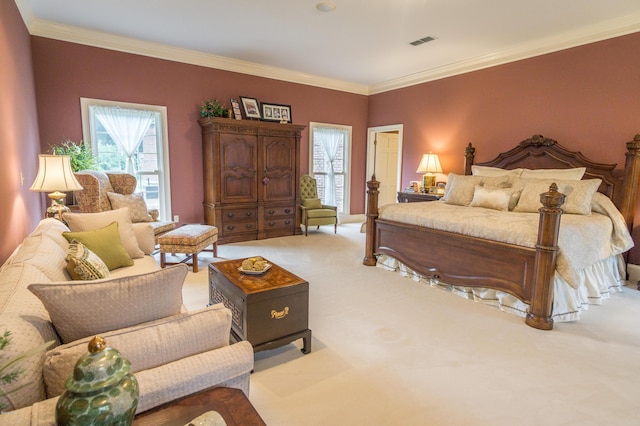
65;240;110;280
107;192;153;223
520;167;586;180
443;174;512;206
63;208;144;259
42;303;231;398
471;165;523;177
28;264;187;343
469;185;515;211
513;179;601;215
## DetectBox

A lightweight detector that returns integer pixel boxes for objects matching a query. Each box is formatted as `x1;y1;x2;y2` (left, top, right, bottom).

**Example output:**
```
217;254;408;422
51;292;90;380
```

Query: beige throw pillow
443;174;512;206
28;264;188;343
63;208;144;259
513;178;601;215
107;192;153;223
520;167;586;180
471;165;523;177
469;185;515;211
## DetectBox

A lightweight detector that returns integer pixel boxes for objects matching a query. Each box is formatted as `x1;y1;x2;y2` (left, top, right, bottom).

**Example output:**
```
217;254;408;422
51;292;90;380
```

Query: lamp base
422;174;436;189
46;191;70;222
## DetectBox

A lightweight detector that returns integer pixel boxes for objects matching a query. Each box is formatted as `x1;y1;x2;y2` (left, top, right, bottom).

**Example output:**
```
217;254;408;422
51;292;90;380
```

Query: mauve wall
0;0;44;264
31;37;368;225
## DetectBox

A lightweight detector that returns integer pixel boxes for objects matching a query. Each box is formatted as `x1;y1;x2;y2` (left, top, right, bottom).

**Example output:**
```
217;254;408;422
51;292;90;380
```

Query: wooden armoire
199;117;306;244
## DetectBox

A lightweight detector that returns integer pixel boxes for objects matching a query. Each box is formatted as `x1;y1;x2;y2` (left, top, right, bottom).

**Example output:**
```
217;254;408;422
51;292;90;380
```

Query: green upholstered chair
299;174;338;236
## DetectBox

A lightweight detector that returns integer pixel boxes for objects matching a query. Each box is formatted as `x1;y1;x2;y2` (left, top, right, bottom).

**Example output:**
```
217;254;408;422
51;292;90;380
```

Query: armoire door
220;133;258;203
260;136;296;202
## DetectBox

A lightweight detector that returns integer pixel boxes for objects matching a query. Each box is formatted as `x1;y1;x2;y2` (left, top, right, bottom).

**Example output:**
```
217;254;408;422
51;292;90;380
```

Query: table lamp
416;152;442;189
30;154;83;221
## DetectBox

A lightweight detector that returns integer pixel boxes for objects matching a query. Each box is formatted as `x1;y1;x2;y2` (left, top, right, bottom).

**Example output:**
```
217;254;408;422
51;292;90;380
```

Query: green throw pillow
302;198;322;209
63;222;133;270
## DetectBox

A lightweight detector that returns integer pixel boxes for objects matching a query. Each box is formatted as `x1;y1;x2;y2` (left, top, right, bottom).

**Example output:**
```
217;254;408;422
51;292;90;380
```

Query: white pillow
63;208;144;259
443;174;512;206
513;179;601;215
470;185;515;211
28;264;187;343
520;167;586;180
471;165;523;177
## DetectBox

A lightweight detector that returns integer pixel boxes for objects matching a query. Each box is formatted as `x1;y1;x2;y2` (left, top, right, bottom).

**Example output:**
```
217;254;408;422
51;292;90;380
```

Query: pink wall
0;0;45;264
31;38;369;225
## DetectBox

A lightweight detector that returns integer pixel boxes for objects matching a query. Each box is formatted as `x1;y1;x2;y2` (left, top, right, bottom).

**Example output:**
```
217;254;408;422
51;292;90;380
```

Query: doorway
366;125;403;206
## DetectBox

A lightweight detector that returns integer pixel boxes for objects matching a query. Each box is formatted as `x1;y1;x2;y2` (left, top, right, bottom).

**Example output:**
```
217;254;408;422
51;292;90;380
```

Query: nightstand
397;191;442;203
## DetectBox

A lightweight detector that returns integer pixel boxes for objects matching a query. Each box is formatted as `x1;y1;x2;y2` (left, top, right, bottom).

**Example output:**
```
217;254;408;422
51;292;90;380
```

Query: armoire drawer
263;206;295;218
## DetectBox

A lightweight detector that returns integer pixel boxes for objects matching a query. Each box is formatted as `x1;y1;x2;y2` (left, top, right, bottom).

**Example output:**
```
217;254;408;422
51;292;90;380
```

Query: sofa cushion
63;208;145;259
43;304;231;397
8;231;69;282
28;264;187;344
65;240;111;280
63;222;134;271
132;223;157;255
107;192;153;223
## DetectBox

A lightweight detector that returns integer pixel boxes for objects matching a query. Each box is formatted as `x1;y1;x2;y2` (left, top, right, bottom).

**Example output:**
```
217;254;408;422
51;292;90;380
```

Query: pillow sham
443;174;512;206
302;198;322;209
63;222;133;270
63;208;144;259
107;192;153;223
65;240;110;280
28;264;188;344
519;167;586;180
469;185;516;211
513;178;601;215
471;165;523;177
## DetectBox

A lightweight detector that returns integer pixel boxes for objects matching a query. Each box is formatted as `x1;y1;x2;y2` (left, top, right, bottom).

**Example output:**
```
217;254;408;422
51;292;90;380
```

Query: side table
397;191;442;203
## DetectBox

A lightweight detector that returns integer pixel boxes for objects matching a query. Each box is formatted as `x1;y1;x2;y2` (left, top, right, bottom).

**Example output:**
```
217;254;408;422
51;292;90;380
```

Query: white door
367;127;402;206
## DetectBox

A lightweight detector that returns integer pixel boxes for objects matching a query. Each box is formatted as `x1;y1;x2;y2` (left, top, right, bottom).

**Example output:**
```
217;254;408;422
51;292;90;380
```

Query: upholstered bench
158;224;218;272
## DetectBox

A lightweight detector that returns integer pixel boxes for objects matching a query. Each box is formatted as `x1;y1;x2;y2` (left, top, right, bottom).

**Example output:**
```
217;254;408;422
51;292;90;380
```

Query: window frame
80;97;172;220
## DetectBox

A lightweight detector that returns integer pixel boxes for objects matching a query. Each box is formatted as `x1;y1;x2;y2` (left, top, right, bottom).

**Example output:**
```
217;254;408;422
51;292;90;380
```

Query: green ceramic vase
56;336;139;426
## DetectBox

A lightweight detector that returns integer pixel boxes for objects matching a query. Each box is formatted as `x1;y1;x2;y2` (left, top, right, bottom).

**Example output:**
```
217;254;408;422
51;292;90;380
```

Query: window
80;98;172;220
309;122;351;216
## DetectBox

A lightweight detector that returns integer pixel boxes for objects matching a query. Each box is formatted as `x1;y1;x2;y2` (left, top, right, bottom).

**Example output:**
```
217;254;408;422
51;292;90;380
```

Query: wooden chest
208;258;311;354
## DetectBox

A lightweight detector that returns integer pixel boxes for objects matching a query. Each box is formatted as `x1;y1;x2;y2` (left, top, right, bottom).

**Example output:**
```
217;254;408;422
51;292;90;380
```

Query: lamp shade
416;153;443;174
30;155;83;192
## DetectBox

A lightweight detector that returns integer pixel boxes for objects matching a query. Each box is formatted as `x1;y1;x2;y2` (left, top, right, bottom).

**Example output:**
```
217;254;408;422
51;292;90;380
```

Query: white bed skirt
376;254;626;322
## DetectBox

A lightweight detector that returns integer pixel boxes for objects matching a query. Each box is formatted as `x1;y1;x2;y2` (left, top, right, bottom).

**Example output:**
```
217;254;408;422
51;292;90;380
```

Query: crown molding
370;12;640;95
23;12;640;96
26;19;370;96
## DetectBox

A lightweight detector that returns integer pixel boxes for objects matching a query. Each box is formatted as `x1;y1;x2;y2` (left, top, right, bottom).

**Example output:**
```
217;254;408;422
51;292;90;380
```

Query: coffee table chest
208;258;311;353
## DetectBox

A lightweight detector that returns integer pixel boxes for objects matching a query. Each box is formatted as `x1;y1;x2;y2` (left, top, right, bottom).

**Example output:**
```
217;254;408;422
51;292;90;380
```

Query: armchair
299;174;338;236
74;170;175;240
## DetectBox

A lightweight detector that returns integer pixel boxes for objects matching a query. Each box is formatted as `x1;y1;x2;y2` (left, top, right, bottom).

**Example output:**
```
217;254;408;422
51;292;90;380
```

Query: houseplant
200;99;230;118
50;139;99;172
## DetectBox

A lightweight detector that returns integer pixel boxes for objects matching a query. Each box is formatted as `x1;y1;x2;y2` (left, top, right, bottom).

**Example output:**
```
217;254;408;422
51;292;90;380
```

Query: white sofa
0;218;253;425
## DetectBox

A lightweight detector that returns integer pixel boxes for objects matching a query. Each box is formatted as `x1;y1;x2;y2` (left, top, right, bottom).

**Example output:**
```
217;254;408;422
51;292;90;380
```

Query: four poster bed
363;134;640;330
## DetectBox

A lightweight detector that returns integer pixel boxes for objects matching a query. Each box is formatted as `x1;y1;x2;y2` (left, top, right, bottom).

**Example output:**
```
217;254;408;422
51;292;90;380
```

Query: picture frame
260;102;292;123
230;98;242;120
239;96;261;120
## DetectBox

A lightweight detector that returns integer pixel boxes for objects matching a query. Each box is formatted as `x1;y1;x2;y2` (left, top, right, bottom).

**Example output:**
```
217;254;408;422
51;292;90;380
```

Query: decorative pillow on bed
513;178;601;215
469;185;516;211
471;165;523;177
107;192;153;223
65;240;111;280
519;167;586;180
443;174;512;206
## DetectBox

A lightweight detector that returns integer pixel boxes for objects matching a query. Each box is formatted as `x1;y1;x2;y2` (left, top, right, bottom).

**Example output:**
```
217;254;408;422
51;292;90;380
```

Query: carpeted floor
174;223;640;426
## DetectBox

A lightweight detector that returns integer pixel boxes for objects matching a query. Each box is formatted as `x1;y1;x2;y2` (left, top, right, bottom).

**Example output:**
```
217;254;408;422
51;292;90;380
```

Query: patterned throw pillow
65;240;110;280
107;192;153;223
63;222;134;271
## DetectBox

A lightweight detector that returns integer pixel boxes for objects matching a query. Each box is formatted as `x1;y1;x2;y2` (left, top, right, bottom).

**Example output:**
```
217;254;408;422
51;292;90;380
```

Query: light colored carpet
176;223;640;426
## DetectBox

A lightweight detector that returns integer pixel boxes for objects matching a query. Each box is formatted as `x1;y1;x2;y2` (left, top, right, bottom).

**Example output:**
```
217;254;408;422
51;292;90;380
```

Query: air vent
410;36;436;46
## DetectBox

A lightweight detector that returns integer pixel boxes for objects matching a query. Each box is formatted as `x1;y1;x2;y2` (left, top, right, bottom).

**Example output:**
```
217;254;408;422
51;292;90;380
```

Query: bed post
525;184;566;330
619;134;640;230
464;143;475;175
363;177;380;266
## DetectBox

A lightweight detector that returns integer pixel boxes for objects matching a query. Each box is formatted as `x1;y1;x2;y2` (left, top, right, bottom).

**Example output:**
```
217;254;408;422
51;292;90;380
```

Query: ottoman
158;224;218;272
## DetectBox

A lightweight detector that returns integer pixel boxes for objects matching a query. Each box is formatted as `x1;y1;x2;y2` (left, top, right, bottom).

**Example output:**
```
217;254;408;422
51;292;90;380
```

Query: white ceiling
16;0;640;95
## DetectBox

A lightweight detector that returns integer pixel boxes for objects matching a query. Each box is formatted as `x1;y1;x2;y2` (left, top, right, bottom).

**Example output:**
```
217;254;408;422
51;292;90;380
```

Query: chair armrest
321;204;338;211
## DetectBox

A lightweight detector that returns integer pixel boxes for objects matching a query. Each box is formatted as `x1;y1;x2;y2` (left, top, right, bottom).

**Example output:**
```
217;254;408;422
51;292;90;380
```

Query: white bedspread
377;192;633;289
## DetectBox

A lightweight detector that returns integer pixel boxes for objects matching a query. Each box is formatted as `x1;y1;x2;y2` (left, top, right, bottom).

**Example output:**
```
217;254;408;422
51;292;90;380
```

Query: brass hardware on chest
268;210;275;215
285;209;291;214
227;213;234;218
271;307;289;319
269;222;275;227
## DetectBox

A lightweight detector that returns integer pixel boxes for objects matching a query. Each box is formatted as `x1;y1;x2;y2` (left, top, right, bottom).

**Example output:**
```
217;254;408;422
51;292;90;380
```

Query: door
367;126;402;206
220;133;258;203
260;136;296;202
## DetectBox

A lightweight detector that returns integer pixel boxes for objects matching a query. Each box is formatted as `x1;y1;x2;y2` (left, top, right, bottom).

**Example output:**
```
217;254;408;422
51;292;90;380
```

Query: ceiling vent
410;36;436;46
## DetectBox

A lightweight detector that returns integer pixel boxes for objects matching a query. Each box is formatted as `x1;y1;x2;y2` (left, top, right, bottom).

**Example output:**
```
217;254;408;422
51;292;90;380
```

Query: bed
363;134;640;330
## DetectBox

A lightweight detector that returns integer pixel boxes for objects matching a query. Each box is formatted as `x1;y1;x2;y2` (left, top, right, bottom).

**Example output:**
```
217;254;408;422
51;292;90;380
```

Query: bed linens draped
377;192;633;289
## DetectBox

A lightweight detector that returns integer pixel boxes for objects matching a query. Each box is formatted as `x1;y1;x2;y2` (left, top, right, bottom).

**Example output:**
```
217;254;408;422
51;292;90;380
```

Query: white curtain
92;105;154;174
315;127;343;206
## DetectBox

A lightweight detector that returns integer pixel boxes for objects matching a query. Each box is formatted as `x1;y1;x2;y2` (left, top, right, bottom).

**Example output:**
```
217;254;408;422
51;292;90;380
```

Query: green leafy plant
50;139;99;172
0;330;54;410
200;99;230;118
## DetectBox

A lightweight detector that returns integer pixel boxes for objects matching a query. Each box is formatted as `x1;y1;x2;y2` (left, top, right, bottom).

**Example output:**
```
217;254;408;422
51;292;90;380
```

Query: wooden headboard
463;134;640;229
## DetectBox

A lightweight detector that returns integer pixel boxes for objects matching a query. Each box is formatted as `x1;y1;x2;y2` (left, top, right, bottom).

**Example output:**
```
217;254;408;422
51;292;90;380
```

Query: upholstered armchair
299;174;338;236
74;170;175;240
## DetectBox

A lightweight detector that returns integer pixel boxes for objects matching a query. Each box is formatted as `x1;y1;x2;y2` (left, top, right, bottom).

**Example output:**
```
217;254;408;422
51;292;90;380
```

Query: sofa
0;216;253;425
